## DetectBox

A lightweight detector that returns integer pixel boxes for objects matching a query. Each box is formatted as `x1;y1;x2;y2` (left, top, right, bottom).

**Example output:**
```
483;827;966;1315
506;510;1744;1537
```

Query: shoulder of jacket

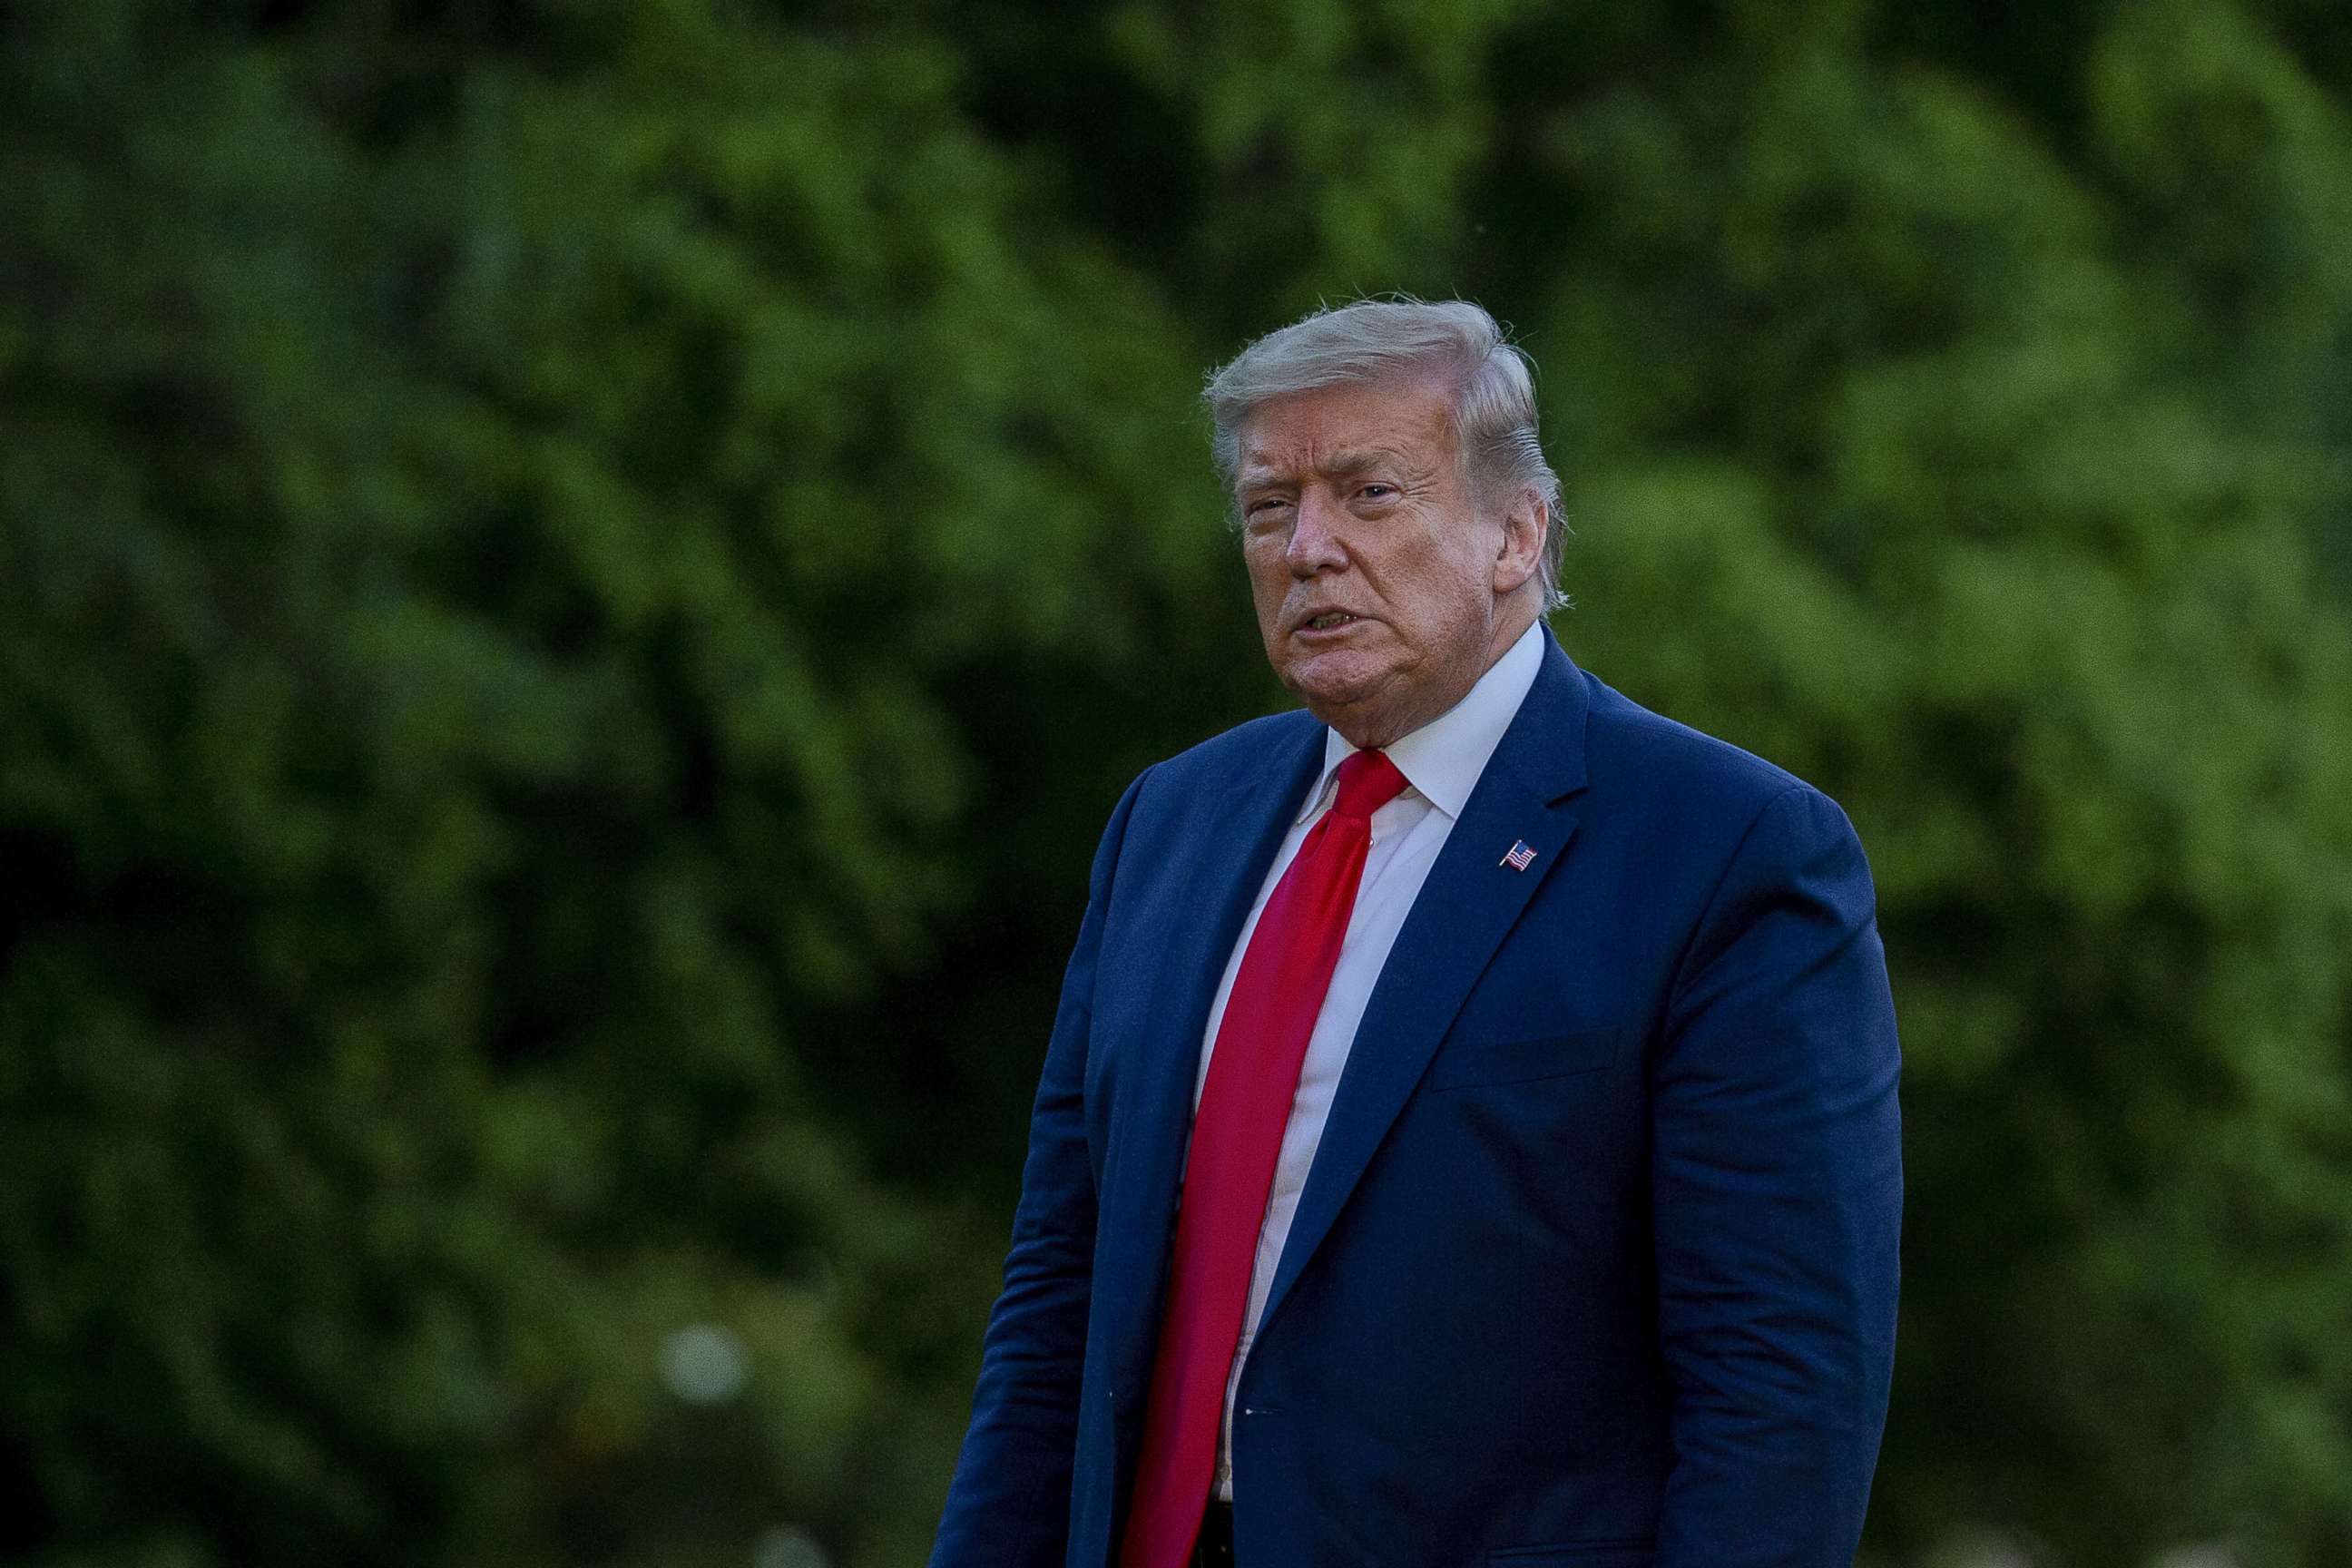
1135;705;1320;794
1577;670;1830;823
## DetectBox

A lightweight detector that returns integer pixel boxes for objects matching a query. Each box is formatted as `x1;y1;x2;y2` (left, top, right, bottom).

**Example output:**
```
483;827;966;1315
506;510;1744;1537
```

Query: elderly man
931;299;1902;1568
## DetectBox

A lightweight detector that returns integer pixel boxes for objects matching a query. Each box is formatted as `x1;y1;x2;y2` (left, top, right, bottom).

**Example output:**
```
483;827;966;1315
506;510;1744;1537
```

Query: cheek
1385;553;1457;626
1245;550;1293;630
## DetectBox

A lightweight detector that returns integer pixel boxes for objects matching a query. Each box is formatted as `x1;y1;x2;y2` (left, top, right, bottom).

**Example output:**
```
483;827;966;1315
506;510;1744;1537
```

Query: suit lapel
1250;628;1592;1344
1095;710;1326;1391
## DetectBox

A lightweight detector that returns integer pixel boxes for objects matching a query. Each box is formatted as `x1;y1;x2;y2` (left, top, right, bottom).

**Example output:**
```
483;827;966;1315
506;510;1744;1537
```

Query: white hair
1203;297;1568;611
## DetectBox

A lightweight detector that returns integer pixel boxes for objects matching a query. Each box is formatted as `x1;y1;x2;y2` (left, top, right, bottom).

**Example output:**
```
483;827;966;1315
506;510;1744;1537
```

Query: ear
1491;489;1547;596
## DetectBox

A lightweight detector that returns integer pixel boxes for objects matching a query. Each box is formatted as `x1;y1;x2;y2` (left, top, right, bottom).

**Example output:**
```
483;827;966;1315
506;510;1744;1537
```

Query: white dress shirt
1193;619;1547;1501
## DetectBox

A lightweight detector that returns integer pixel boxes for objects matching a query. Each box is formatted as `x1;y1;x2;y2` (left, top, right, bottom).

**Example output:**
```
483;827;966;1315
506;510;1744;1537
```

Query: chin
1283;652;1396;713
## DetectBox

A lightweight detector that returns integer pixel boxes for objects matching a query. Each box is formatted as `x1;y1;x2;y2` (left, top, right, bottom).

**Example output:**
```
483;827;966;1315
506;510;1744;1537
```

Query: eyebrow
1320;448;1401;480
1235;447;1405;491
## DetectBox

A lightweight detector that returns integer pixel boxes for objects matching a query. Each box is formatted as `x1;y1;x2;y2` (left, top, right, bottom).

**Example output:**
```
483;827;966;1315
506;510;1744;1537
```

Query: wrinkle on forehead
1231;377;1460;491
1237;446;1415;490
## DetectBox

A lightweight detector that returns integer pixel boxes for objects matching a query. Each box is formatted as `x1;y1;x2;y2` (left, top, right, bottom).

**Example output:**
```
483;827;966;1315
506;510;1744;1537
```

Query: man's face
1235;376;1535;749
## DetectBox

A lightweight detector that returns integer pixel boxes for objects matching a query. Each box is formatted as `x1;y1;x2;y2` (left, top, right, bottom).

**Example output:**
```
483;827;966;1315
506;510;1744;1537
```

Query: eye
1357;483;1396;502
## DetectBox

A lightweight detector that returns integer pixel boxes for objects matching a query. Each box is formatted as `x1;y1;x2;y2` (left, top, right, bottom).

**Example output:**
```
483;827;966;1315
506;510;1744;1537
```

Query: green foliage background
3;2;2349;1564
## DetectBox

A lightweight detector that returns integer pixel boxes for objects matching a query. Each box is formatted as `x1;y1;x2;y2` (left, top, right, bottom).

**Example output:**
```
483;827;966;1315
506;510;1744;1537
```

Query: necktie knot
1332;748;1408;821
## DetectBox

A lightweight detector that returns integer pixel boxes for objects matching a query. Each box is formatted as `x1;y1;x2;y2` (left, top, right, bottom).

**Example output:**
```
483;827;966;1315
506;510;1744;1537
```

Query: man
931;299;1901;1568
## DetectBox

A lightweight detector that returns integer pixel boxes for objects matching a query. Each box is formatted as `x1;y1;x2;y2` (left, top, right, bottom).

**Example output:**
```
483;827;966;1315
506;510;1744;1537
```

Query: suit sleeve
1651;783;1903;1568
929;769;1145;1568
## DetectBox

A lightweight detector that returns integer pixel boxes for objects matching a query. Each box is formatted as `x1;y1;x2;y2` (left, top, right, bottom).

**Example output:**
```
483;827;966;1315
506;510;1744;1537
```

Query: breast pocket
1426;1024;1622;1092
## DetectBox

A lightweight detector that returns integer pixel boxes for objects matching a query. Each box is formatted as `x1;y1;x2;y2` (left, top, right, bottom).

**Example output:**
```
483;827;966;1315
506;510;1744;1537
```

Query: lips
1294;609;1368;634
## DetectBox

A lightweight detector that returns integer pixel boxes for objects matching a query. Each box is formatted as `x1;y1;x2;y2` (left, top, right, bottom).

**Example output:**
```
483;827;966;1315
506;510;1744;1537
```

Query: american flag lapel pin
1501;839;1537;872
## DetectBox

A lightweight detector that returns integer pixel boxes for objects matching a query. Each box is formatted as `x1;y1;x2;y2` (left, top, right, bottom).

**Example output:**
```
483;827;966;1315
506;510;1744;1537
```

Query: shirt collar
1295;619;1548;825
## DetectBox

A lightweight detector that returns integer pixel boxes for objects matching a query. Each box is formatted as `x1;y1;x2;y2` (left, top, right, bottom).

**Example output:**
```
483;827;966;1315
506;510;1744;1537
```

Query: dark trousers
1191;1497;1235;1566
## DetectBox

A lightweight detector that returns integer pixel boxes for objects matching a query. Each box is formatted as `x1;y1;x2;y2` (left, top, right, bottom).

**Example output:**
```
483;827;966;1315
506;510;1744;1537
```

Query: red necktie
1117;747;1412;1567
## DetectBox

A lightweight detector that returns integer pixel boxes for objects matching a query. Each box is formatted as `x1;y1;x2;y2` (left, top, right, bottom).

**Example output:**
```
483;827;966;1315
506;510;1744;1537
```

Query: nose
1283;489;1348;576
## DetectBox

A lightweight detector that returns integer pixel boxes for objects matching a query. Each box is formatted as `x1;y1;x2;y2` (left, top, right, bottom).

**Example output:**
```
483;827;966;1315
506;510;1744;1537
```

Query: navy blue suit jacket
933;627;1902;1568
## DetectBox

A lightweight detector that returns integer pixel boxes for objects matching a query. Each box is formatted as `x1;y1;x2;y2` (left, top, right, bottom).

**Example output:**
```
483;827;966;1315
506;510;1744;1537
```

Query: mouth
1294;610;1367;635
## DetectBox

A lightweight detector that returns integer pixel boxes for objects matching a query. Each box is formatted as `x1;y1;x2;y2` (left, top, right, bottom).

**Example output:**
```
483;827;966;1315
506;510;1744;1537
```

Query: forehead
1232;376;1457;484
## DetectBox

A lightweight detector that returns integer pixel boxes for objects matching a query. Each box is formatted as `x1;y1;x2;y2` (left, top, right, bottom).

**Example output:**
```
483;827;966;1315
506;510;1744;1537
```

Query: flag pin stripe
1501;839;1537;871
